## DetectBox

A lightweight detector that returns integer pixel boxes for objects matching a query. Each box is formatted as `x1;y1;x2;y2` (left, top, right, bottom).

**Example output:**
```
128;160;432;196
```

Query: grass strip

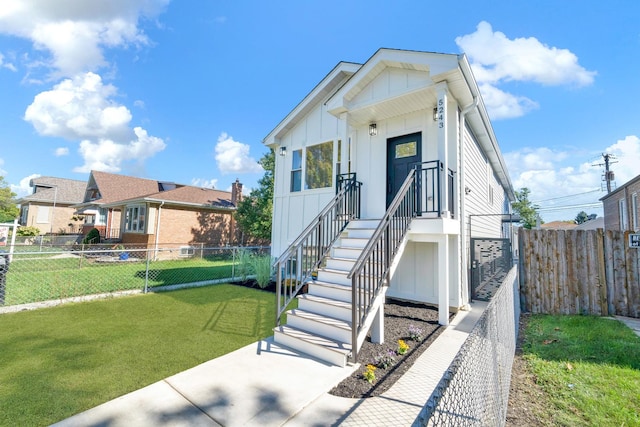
0;284;275;426
523;315;640;427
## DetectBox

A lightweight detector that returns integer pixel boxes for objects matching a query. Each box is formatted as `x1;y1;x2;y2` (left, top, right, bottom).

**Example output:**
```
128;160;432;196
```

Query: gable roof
262;48;514;201
18;176;86;205
80;171;235;210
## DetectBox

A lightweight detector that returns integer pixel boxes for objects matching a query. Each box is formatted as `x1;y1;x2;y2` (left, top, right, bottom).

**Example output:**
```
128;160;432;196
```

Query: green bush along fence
0;245;271;307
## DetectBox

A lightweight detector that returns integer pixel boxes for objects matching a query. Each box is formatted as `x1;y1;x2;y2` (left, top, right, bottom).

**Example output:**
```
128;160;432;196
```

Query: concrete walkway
616;315;640;337
53;302;487;427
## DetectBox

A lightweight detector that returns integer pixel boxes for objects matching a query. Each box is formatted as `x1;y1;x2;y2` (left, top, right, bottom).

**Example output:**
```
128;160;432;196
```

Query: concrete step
285;308;352;343
307;280;352;302
297;294;352;321
273;325;351;367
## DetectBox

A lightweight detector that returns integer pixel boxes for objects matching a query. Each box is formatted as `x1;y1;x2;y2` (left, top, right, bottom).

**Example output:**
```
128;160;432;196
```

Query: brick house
74;171;244;247
600;173;640;231
17;177;87;234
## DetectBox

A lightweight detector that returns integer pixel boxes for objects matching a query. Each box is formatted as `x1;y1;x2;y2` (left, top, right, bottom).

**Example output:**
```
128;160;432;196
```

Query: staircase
273;219;379;367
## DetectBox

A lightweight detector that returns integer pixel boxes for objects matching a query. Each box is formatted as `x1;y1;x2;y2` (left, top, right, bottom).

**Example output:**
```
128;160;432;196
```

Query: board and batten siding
271;96;342;256
462;124;505;238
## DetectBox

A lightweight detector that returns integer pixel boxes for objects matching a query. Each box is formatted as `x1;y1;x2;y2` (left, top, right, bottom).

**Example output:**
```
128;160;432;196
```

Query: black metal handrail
347;169;417;361
274;176;362;325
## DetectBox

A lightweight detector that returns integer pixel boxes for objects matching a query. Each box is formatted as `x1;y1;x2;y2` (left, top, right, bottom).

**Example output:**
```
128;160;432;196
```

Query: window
125;205;146;233
291;150;302;192
36;206;50;223
305;141;333;189
179;246;195;257
632;193;638;231
619;199;628;230
336;139;342;176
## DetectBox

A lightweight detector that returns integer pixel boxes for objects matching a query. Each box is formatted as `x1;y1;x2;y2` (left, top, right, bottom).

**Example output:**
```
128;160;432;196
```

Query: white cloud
11;174;40;198
456;21;596;120
504;136;640;221
54;147;69;156
0;52;17;71
0;0;169;78
214;133;263;175
24;72;132;141
73;127;165;173
191;178;218;189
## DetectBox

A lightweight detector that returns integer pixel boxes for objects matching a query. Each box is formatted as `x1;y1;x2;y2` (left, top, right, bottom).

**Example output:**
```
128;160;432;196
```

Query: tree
512;188;540;229
575;211;589;224
0;177;19;223
235;150;274;242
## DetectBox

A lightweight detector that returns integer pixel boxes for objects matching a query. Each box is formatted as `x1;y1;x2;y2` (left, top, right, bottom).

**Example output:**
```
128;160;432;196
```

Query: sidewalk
53;302;486;427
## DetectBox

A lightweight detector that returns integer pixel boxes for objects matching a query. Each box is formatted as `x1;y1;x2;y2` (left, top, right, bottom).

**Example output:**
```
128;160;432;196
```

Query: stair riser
287;316;352;343
298;299;351;321
338;238;368;249
325;258;356;271
347;229;375;239
308;283;352;302
274;330;347;367
317;270;350;286
333;247;363;259
347;220;380;229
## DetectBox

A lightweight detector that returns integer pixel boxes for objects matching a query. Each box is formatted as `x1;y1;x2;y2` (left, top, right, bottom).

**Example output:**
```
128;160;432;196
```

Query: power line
531;188;601;204
537;202;602;212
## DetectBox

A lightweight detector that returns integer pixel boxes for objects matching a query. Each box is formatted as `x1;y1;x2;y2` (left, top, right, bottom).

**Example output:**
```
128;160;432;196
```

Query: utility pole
592;153;617;193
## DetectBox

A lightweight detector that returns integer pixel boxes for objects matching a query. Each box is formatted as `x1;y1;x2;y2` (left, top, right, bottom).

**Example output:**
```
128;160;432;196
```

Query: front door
386;132;421;207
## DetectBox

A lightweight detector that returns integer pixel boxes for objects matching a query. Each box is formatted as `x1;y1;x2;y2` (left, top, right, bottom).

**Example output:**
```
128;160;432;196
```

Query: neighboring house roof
17;176;86;205
77;170;236;211
575;217;604;230
540;221;578;230
262;48;515;201
600;173;640;201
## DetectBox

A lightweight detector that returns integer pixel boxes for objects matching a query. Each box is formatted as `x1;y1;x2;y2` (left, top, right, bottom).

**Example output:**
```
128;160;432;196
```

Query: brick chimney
231;179;243;205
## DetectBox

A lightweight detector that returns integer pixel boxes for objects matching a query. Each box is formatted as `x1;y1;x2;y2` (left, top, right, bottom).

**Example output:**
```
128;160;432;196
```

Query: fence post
144;253;150;293
231;247;236;281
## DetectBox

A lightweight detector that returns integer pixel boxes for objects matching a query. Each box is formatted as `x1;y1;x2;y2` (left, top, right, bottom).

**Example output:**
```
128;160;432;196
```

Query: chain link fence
414;266;519;427
0;244;271;309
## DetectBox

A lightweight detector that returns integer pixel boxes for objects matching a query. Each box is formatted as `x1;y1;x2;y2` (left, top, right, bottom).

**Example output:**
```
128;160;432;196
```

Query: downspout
154;201;164;260
459;95;478;306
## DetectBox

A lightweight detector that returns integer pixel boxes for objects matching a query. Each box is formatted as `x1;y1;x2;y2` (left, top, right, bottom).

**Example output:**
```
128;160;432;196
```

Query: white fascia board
262;61;361;148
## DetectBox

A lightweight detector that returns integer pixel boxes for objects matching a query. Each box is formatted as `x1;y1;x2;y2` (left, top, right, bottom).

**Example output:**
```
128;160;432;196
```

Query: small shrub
234;248;252;282
250;254;273;289
397;339;409;355
82;228;100;244
374;349;396;369
16;226;40;237
363;364;376;384
408;325;424;341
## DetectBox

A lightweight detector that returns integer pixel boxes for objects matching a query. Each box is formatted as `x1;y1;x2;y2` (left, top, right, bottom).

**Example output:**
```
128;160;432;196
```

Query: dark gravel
330;299;449;398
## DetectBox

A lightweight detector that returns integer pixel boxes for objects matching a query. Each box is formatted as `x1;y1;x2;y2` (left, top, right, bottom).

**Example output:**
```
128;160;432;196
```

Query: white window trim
619;198;628;230
632;192;638;231
125;204;146;233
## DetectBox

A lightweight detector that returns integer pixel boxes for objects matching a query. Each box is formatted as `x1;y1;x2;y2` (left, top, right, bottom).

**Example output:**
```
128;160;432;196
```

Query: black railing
415;161;455;217
274;176;362;325
348;170;417;361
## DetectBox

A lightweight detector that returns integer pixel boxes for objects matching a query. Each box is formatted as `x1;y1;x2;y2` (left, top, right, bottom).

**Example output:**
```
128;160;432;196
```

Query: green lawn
0;284;276;426
4;256;236;305
522;315;640;426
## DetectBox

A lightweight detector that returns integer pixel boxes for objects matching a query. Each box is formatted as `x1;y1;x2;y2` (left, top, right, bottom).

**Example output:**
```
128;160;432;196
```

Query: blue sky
1;1;639;222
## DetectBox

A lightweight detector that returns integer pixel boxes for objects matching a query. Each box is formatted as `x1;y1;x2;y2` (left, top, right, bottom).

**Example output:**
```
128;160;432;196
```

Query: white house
263;48;515;366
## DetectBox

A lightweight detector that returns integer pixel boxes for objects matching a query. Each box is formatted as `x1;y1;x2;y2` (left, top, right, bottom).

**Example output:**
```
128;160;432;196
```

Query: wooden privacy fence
518;228;640;318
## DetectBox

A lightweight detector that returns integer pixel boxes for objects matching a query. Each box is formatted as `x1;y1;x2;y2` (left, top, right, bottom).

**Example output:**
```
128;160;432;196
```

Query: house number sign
630;234;640;248
437;98;444;129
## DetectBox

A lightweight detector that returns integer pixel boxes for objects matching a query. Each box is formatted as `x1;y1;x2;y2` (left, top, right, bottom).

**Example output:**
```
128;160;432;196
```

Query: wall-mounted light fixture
368;123;377;136
433;108;438;121
465;186;472;195
279;146;287;156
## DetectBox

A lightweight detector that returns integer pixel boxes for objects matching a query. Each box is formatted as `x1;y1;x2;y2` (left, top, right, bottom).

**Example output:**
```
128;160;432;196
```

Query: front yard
507;314;640;426
0;284;276;426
